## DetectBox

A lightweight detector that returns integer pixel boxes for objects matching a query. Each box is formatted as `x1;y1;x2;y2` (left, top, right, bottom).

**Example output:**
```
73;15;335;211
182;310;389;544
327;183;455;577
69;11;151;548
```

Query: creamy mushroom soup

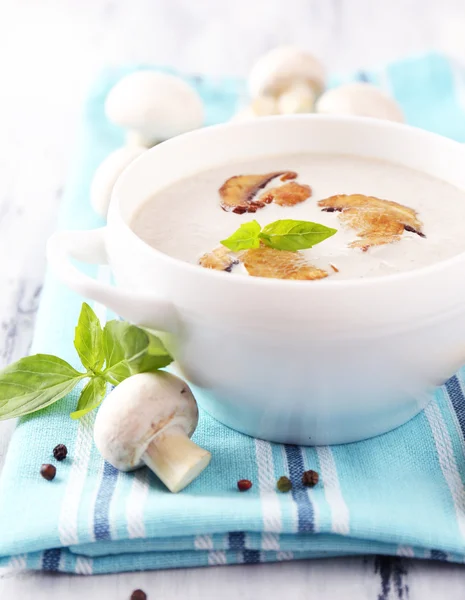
130;153;465;280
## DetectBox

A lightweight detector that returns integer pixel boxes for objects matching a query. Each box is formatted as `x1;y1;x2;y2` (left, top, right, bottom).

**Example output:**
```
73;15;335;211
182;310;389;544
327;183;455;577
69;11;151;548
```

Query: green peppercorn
277;476;292;493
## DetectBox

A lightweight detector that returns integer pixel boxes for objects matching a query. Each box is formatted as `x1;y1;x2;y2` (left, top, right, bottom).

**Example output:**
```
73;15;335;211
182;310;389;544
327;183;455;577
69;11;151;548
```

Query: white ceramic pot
47;115;465;445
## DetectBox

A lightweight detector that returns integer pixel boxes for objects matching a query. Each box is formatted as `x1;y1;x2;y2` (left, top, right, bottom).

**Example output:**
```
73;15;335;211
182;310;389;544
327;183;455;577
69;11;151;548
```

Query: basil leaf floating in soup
259;219;337;252
221;220;261;252
220;219;337;254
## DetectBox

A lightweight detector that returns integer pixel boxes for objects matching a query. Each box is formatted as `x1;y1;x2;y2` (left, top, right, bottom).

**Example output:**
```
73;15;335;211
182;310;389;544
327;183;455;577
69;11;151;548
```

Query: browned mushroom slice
340;208;404;252
199;246;239;272
243;246;328;280
260;181;312;207
280;171;298;181
219;171;298;214
318;193;424;236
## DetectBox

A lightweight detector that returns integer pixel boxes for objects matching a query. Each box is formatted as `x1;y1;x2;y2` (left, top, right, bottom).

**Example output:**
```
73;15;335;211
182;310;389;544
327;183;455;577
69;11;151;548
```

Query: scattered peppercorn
40;464;56;481
130;590;147;600
302;469;319;487
276;476;292;493
237;479;252;492
53;444;68;461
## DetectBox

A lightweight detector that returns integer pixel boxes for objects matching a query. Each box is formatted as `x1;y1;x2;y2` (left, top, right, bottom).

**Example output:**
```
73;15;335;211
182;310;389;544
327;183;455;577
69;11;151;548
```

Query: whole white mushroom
249;46;325;110
316;82;404;123
90;146;146;218
105;71;204;147
94;372;211;493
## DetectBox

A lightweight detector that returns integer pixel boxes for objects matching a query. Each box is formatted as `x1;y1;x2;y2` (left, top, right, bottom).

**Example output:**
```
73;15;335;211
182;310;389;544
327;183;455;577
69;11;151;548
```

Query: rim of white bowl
111;114;465;290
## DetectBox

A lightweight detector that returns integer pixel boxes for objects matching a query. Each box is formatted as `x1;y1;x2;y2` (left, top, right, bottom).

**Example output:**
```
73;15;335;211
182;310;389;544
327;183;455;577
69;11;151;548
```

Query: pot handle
46;228;177;331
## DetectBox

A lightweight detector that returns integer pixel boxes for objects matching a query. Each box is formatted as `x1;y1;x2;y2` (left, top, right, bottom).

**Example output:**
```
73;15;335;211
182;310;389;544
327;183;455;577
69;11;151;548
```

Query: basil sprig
221;219;337;252
0;303;172;421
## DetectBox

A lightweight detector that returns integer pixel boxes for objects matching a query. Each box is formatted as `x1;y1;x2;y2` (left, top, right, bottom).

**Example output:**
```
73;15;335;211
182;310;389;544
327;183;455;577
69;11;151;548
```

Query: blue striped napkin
1;53;465;575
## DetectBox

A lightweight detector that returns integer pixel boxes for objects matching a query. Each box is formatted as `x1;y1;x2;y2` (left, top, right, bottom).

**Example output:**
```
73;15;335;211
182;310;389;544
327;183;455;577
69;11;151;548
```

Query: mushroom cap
315;82;404;123
90;146;146;218
105;71;204;142
249;46;325;99
93;372;199;471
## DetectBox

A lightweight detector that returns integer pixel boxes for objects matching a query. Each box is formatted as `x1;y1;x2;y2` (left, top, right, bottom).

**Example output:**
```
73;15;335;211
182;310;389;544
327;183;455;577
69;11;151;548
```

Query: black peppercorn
302;469;319;487
53;444;68;461
131;590;147;600
40;464;56;481
276;476;292;493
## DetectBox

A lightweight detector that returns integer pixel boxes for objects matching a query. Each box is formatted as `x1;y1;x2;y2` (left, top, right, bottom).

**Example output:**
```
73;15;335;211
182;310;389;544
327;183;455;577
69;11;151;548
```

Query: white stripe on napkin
126;468;150;539
277;551;293;561
254;439;282;550
377;65;394;95
425;401;465;540
9;554;27;572
58;411;96;546
75;556;93;575
208;551;227;565
397;545;415;557
194;535;214;550
58;266;110;551
280;445;298;531
449;58;465;111
316;446;350;535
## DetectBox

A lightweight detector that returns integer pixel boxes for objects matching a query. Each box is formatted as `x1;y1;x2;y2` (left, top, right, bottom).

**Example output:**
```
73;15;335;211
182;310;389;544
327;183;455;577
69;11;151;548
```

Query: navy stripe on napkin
228;532;260;563
93;461;119;540
431;549;448;561
284;445;315;533
445;376;465;439
42;548;61;571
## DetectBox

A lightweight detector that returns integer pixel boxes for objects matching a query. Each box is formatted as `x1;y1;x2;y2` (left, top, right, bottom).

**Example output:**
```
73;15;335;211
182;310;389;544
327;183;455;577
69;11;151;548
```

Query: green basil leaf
221;220;261;252
70;376;107;419
259;219;337;251
0;354;85;420
74;302;104;372
102;320;173;384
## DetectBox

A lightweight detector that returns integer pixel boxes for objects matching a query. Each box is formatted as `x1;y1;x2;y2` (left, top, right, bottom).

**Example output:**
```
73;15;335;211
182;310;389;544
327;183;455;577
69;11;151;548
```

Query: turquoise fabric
1;53;465;574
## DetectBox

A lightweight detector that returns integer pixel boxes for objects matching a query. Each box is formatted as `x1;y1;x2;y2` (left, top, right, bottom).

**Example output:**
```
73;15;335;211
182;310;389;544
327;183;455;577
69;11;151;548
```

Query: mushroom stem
126;131;156;149
277;81;317;114
143;425;211;493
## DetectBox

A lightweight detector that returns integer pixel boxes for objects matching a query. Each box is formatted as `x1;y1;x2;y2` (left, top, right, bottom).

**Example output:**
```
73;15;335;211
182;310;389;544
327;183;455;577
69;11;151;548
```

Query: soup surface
131;153;465;280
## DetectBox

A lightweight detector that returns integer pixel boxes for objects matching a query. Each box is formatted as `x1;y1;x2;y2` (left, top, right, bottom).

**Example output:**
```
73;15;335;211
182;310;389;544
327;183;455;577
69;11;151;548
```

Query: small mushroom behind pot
232;46;325;120
105;71;204;147
249;45;325;100
93;372;211;493
316;82;404;123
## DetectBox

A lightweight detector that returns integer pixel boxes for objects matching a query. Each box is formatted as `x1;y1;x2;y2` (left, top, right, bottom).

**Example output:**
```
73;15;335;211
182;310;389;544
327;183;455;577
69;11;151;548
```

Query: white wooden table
1;0;465;597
